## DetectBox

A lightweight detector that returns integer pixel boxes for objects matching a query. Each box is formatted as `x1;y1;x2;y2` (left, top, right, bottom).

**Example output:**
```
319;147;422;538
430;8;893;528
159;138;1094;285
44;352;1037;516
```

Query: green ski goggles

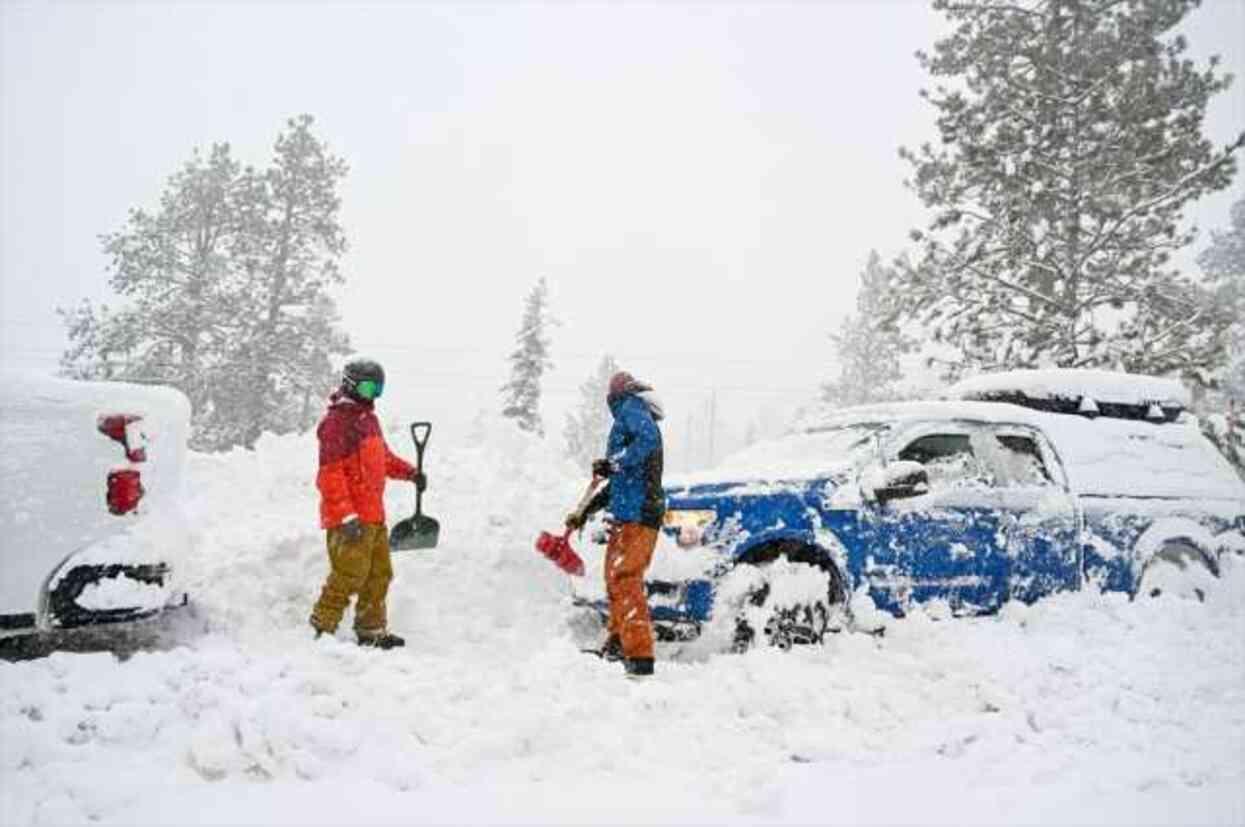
356;379;384;400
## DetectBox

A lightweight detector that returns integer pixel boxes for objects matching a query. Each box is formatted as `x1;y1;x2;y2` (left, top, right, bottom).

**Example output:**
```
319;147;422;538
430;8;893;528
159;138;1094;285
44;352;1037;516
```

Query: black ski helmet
341;359;386;401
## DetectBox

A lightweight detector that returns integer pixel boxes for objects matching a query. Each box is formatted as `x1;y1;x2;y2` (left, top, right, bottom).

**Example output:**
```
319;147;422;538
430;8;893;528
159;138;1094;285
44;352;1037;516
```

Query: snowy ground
2;418;1244;825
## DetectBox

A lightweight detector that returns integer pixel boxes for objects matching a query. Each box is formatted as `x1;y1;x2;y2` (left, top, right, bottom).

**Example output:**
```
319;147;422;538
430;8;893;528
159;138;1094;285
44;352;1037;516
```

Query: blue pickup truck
573;370;1245;650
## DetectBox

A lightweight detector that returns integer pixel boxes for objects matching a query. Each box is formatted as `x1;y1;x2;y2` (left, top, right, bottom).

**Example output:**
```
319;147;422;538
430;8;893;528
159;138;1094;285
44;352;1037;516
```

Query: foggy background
3;1;1243;470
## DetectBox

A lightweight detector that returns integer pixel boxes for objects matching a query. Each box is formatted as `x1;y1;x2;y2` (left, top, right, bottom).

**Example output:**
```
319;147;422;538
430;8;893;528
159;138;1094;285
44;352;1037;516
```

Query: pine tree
501;277;554;435
565;354;619;469
1195;195;1245;478
59;117;352;450
232;115;351;448
822;251;913;407
892;0;1243;382
1197;195;1245;399
60;143;245;440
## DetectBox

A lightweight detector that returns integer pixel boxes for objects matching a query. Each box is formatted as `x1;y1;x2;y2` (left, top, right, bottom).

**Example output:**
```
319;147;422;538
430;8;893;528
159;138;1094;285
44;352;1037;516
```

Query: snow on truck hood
666;425;874;492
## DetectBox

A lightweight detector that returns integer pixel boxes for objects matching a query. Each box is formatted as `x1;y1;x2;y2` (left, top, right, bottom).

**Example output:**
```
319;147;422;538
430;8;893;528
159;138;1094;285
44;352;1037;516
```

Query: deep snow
2;416;1243;825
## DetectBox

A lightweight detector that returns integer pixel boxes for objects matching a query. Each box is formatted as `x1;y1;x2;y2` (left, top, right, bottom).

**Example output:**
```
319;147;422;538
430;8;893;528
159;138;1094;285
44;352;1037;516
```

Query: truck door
861;424;1009;615
983;425;1080;603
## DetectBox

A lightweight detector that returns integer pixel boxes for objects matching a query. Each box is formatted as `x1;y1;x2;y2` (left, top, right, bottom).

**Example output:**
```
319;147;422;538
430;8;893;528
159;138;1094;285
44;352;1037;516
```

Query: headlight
664;509;716;548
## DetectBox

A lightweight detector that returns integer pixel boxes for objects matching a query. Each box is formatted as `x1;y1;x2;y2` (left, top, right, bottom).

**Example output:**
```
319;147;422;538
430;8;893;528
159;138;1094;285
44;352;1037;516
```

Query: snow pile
73;571;169;613
172;412;586;644
2;415;1244;825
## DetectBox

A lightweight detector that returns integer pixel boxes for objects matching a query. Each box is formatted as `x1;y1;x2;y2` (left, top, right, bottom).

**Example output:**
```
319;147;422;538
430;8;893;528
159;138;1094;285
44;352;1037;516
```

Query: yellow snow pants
310;522;393;635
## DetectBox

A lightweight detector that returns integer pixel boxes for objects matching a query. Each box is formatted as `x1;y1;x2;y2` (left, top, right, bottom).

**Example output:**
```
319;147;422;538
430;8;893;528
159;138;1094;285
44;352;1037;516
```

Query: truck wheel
730;542;846;652
1136;541;1219;603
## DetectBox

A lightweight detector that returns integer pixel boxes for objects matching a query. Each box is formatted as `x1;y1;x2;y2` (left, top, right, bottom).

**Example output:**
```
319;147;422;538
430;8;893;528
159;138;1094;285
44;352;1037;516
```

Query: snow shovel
390;422;440;551
534;476;603;577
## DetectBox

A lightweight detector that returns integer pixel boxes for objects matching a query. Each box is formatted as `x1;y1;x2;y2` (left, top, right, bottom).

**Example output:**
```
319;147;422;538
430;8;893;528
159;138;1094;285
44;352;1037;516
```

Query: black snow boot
601;634;623;661
581;634;623;661
624;657;654;678
357;631;406;650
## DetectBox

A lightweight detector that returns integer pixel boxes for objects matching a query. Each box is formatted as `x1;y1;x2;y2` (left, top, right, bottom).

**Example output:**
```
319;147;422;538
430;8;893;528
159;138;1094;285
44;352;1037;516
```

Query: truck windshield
716;423;889;478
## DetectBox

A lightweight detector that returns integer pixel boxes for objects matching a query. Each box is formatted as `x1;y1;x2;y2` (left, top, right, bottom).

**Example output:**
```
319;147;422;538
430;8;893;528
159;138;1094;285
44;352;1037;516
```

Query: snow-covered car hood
666;426;877;498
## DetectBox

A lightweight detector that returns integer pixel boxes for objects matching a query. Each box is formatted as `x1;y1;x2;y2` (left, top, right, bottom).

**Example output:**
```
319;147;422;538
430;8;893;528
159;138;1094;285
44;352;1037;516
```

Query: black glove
410;470;427;492
565;511;586;531
592;458;614;478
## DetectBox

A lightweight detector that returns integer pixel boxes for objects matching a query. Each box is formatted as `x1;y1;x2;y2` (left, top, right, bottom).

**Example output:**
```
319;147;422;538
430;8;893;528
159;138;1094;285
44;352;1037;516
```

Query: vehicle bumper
573;578;714;640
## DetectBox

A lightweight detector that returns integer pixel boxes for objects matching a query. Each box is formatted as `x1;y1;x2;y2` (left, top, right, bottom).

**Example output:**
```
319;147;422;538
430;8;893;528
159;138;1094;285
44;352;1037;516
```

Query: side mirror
863;460;930;504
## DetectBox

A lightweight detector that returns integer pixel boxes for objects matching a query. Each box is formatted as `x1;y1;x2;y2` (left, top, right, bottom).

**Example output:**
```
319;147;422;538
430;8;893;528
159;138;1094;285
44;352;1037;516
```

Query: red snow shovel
534;476;602;577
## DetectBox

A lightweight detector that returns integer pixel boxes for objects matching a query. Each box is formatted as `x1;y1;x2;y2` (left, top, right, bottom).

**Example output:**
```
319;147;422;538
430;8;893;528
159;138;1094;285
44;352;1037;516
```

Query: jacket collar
328;390;374;412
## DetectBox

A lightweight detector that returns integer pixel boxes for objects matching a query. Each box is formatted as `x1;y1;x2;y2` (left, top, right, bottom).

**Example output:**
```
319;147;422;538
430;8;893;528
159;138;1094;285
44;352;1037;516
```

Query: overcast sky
2;1;1243;469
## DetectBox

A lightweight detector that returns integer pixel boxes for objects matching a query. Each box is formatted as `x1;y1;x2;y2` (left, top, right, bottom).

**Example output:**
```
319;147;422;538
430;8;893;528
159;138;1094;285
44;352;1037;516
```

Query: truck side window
994;435;1054;486
898;434;987;488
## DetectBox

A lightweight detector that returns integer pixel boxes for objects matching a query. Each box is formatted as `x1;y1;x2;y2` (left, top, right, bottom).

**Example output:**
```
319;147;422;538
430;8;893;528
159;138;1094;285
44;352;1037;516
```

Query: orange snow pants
605;522;659;660
311;522;393;635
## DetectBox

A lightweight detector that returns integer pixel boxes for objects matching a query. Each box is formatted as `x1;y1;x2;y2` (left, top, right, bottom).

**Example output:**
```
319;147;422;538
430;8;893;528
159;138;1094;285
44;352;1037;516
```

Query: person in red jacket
310;359;424;649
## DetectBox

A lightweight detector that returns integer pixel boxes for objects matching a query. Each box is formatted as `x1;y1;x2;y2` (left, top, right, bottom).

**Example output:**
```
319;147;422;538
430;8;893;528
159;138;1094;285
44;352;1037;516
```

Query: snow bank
2;415;1243;825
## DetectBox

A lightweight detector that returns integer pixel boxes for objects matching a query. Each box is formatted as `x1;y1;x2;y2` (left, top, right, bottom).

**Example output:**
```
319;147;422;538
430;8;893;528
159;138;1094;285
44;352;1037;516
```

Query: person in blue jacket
567;371;665;677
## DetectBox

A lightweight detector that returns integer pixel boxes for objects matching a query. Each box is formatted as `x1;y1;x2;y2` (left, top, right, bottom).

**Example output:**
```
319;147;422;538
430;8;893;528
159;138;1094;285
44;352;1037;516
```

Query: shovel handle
570;475;605;522
411;422;431;456
410;422;431;516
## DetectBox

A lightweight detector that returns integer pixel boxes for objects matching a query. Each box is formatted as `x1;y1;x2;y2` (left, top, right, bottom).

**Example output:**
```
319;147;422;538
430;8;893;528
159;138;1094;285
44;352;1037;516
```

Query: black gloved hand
565;511;585;531
592;458;614;479
410;470;427;492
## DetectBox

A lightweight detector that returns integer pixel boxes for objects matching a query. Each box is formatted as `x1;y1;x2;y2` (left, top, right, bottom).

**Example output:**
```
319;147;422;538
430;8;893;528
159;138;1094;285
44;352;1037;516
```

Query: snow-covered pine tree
1195;194;1245;478
232;115;352;449
892;0;1243;382
60;143;244;444
822;251;913;407
1198;195;1245;400
59;118;352;451
564;354;619;470
501;277;554;435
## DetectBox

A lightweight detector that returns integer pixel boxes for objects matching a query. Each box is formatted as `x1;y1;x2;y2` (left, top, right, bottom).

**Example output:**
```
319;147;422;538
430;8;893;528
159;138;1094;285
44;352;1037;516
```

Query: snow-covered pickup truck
583;370;1245;649
0;372;191;641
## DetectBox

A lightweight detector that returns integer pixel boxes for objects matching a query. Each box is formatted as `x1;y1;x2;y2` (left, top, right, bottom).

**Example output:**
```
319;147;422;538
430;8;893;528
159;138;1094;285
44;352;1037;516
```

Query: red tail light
97;414;147;462
106;469;144;515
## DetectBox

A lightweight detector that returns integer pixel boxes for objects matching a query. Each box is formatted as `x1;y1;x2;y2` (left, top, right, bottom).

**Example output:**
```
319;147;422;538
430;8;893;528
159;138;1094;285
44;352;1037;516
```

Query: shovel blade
390;514;440;551
534;530;585;576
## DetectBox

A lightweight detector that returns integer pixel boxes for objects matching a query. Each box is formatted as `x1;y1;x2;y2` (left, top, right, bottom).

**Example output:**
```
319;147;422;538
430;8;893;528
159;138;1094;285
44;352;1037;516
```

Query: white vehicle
0;371;191;639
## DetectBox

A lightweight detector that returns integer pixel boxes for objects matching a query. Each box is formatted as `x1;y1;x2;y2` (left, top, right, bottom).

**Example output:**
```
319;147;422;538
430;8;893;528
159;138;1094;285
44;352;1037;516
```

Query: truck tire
1136;540;1219;603
730;541;847;652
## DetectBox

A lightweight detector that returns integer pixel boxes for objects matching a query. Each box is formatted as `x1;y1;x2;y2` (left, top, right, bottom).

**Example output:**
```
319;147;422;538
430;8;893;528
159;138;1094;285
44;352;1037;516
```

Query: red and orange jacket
316;392;416;529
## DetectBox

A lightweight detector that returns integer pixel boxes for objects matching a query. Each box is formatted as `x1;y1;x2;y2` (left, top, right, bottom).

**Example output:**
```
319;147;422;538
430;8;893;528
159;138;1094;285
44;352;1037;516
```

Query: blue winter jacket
595;394;665;528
